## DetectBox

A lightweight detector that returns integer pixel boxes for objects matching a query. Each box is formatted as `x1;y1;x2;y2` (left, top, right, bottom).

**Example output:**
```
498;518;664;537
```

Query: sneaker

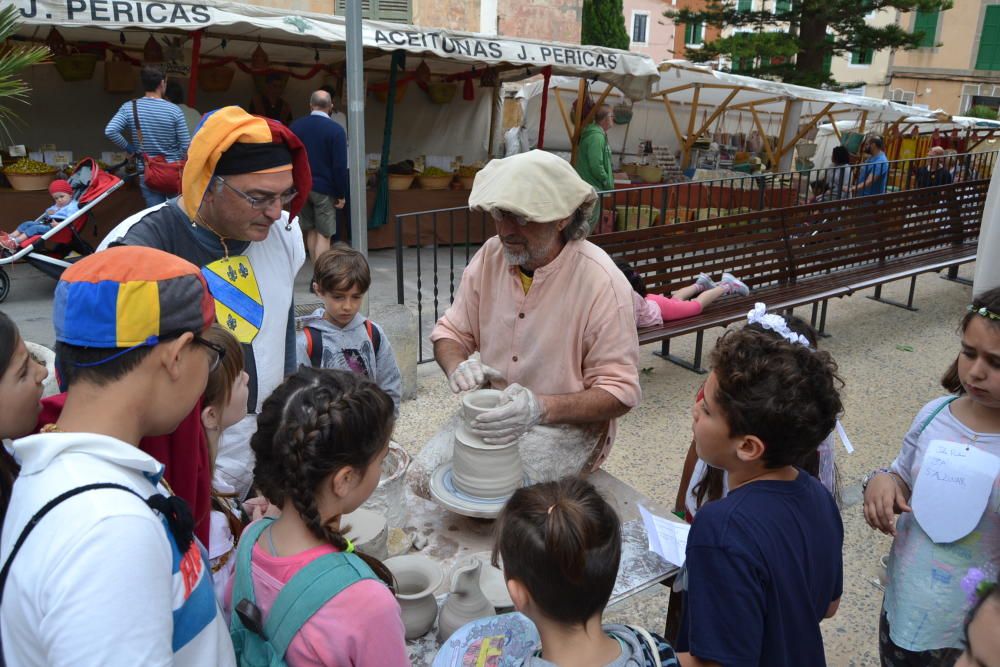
0;233;17;253
721;273;750;297
695;273;716;292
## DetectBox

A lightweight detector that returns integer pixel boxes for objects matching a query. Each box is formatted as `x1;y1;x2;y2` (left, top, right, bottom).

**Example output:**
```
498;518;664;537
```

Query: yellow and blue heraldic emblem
201;255;263;344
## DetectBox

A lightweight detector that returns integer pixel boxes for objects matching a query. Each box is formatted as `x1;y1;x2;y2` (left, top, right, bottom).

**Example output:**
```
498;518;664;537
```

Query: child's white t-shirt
0;431;235;666
884;396;1000;652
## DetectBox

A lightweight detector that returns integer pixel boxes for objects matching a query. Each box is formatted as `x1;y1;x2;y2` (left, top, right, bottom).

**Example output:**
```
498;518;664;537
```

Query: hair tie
344;537;355;554
746;303;811;347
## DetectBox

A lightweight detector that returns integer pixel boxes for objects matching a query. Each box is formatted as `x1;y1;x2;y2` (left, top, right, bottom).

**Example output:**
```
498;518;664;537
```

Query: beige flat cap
469;150;597;223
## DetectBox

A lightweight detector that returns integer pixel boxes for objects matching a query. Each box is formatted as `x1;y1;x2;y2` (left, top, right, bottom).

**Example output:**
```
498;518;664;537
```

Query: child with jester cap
0;246;235;666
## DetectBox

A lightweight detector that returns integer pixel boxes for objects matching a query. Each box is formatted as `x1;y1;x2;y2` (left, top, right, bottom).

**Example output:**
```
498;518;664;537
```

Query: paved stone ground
1;248;976;666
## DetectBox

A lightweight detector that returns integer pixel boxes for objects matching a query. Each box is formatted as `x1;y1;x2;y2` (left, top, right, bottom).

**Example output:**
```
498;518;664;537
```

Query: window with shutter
335;0;411;24
976;6;1000;71
913;10;939;48
632;13;649;44
822;35;833;73
851;48;873;65
774;0;791;13
738;0;752;11
685;23;704;45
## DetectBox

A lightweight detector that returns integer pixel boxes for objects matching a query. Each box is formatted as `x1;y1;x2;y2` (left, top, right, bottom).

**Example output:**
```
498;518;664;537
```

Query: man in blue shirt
290;90;348;259
852;135;890;197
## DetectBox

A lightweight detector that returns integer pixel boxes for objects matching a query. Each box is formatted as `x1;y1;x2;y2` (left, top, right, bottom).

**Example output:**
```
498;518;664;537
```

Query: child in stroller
0;180;80;252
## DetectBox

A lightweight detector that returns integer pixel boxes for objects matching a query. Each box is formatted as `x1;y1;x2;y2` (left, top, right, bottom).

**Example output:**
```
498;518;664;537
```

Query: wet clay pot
341;507;388;560
452;389;523;499
384;555;443;640
452;425;523;499
437;558;496;641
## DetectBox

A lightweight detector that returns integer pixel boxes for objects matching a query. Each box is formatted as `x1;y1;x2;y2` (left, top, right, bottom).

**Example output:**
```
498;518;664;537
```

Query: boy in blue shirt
676;326;844;667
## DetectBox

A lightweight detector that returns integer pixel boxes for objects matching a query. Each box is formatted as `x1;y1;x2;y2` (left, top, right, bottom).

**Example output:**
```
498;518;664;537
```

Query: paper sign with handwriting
911;439;999;544
638;503;691;567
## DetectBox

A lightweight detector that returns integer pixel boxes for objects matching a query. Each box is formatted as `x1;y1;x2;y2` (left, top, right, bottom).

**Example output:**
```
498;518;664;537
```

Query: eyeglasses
216;177;297;210
193;336;226;372
488;209;531;227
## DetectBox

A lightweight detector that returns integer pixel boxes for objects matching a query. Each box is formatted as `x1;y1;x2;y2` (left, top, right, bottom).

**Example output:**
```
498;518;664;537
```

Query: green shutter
823;35;834;74
335;0;411;23
775;0;791;12
685;22;703;44
976;6;1000;70
694;22;703;43
738;0;752;11
913;10;939;48
852;48;873;65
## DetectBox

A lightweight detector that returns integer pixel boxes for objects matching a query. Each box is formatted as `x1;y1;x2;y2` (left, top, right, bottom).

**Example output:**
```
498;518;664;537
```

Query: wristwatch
862;467;892;493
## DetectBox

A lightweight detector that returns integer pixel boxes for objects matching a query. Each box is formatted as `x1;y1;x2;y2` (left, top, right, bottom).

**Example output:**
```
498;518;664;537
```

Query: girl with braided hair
227;367;408;666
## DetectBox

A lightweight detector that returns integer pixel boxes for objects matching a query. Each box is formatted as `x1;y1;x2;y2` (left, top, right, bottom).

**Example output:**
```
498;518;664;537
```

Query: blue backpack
229;518;379;666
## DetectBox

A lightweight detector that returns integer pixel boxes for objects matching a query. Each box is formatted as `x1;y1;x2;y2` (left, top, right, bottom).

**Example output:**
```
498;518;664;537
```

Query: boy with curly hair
676;326;844;667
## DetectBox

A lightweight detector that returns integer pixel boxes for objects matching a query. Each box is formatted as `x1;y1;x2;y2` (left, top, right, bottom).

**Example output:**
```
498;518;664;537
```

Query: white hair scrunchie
746;303;812;347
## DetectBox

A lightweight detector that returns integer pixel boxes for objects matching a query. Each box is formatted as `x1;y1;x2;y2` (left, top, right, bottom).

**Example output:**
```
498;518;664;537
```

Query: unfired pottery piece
341;507;388;560
437;558;496;641
471;551;514;611
451;424;523;499
429;462;535;519
461;389;502;422
384;555;443;640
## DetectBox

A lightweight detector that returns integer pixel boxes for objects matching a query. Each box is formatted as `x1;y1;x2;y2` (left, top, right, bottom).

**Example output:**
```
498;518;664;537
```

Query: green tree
0;6;49;141
667;0;953;88
582;0;631;51
967;104;999;121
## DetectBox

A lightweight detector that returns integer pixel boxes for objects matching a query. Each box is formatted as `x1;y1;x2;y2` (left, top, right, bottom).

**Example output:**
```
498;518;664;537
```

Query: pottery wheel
429;462;535;519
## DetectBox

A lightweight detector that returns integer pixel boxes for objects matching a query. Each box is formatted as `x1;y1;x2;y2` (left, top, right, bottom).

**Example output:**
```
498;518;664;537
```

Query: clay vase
437;558;497;641
384;555;443;640
453;389;524;499
341;507;388;560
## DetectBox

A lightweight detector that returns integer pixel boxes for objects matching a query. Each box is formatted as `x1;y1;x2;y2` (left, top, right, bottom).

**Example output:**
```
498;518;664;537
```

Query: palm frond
0;5;51;141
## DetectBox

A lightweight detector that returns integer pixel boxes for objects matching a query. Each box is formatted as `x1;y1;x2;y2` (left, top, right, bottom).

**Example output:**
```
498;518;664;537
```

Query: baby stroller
0;157;125;302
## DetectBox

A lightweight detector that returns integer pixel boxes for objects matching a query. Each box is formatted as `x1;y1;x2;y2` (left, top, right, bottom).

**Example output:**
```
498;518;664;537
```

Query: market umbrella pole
346;0;367;261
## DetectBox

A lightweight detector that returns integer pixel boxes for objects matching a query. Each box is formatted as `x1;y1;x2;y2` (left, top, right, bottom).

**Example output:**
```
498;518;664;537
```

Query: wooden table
402;469;679;664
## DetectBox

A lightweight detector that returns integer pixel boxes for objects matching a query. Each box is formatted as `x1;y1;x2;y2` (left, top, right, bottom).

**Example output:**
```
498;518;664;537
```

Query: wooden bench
594;179;989;373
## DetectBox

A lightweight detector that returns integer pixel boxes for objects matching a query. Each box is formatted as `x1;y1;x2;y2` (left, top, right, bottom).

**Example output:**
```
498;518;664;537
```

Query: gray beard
502;247;532;267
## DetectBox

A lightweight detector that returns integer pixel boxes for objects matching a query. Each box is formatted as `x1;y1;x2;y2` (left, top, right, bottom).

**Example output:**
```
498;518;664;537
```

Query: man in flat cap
100;106;309;498
411;150;641;493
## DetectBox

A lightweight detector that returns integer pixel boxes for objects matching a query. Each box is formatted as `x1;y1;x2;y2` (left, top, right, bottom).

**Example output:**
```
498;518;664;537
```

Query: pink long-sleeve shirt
226;537;410;667
431;236;641;467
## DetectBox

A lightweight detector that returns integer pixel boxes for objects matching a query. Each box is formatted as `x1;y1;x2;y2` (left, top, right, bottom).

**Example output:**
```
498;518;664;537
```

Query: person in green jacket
574;105;614;227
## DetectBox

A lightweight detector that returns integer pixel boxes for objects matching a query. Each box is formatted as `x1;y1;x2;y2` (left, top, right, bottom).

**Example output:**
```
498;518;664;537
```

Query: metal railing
394;150;997;362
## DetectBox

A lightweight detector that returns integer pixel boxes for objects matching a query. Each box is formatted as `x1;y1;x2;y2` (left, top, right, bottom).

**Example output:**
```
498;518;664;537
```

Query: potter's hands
471;383;544;445
448;352;504;393
863;473;911;536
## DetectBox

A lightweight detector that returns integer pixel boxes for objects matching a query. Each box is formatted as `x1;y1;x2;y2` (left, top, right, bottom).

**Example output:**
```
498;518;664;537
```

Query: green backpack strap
916;396;959;437
263;551;379;658
230;517;273;634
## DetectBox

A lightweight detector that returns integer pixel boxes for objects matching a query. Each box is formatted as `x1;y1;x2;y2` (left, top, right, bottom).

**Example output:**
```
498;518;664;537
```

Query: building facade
886;1;1000;114
623;0;676;62
671;0;722;62
827;5;896;100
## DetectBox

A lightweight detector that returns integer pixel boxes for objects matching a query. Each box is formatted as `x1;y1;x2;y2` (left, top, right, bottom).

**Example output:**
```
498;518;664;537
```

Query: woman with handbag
105;66;190;207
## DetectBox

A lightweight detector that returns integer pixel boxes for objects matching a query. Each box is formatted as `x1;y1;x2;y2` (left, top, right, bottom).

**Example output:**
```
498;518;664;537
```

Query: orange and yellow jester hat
182;106;312;221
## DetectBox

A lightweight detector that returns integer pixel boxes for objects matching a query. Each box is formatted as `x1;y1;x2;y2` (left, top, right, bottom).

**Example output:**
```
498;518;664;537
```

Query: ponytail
493;476;620;626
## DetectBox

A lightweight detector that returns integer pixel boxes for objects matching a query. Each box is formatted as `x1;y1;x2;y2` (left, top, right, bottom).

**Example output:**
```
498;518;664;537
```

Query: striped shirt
105;97;190;169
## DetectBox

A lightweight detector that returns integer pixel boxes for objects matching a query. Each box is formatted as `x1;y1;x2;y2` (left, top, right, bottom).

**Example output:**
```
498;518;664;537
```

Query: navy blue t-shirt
676;469;843;666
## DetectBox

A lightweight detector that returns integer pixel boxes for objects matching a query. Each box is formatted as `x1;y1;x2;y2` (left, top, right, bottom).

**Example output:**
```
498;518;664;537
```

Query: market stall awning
12;0;660;98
